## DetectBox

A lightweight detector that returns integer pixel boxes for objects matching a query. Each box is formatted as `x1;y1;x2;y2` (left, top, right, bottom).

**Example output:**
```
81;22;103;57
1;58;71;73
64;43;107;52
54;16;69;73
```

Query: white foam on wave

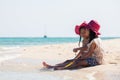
0;46;20;50
0;53;21;63
0;46;22;63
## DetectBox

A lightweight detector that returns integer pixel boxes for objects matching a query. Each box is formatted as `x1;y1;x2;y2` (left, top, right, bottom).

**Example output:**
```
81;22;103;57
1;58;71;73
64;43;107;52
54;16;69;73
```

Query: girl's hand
73;48;78;52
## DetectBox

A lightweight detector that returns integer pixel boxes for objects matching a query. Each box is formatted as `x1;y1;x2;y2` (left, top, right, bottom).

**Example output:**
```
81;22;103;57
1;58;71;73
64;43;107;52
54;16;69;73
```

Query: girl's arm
73;39;88;52
75;46;88;51
73;51;82;60
73;39;89;59
73;46;88;59
80;42;96;59
73;41;88;59
73;44;88;52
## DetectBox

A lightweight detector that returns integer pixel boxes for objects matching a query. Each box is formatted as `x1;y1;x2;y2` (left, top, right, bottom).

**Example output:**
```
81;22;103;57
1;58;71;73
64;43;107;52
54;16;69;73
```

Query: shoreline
0;39;120;80
0;37;119;47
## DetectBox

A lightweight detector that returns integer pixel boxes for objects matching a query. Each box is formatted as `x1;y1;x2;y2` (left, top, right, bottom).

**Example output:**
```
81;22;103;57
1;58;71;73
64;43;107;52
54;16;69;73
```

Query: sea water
0;37;119;46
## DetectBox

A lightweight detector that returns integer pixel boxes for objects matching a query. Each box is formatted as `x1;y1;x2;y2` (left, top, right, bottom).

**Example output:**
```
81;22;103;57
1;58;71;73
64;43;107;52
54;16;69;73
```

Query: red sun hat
75;21;88;35
87;20;101;35
75;20;101;35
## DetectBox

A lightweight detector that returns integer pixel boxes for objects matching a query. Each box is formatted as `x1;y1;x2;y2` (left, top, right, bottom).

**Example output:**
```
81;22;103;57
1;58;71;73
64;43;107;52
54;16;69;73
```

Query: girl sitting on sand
43;20;104;70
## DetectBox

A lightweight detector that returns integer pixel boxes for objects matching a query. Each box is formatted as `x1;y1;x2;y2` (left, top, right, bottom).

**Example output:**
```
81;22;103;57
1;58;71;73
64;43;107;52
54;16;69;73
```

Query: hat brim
75;22;88;35
93;31;101;35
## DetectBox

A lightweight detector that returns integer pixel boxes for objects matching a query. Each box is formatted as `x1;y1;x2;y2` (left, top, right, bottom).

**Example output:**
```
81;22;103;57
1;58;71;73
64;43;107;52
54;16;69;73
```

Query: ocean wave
0;46;20;50
0;47;22;63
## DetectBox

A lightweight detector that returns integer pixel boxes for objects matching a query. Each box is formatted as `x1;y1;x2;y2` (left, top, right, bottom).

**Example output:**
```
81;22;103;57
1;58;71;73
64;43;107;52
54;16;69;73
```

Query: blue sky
0;0;120;37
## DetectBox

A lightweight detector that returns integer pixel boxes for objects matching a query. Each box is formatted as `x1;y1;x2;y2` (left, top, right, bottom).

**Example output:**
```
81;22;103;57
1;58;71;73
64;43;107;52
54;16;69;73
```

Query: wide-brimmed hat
75;21;88;35
75;20;100;35
87;20;100;35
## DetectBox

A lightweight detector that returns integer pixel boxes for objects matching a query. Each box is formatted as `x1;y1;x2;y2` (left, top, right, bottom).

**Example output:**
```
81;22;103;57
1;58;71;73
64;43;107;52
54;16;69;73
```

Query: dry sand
0;39;120;80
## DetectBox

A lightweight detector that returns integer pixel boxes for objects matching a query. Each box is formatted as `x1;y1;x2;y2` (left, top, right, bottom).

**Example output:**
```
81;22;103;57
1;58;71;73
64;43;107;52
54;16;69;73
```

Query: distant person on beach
43;20;104;70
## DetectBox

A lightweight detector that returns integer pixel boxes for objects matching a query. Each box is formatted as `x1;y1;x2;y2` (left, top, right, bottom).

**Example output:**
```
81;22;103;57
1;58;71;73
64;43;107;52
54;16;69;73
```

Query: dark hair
78;27;98;46
89;29;98;42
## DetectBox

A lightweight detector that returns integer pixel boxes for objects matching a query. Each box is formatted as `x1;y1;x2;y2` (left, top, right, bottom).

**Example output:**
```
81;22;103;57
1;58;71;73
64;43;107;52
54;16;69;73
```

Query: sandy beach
0;39;120;80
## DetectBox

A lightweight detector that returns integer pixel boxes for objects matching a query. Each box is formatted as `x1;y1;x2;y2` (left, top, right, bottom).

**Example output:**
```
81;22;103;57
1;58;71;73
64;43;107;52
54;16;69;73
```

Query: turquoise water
0;37;119;46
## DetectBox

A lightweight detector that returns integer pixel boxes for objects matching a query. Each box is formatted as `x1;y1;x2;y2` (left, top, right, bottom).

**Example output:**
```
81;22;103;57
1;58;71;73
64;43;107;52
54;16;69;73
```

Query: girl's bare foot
42;62;53;68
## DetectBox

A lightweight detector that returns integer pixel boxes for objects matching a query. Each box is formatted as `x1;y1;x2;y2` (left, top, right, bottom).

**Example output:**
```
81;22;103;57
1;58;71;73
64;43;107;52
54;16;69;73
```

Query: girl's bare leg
54;59;88;70
54;52;82;67
55;59;74;66
42;59;74;68
42;52;82;69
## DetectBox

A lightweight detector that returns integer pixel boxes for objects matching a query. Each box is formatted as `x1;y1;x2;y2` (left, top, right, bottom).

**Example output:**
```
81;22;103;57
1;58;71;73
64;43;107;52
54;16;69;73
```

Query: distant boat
43;35;47;38
43;25;47;38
